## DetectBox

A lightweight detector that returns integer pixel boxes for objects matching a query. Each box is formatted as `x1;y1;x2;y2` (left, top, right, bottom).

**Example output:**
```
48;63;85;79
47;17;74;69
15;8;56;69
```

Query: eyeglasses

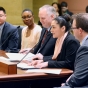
22;15;33;20
71;27;77;30
0;15;5;17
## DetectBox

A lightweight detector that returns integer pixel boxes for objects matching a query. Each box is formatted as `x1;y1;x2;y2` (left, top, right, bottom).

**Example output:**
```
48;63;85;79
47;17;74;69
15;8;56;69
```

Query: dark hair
86;6;88;13
61;1;68;7
53;13;71;32
22;9;33;15
0;6;6;14
52;2;62;16
73;13;88;33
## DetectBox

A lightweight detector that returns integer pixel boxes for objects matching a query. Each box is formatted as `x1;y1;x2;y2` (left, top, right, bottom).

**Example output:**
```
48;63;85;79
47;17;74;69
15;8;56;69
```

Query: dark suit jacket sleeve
5;27;19;52
43;55;53;62
66;46;88;87
47;40;79;69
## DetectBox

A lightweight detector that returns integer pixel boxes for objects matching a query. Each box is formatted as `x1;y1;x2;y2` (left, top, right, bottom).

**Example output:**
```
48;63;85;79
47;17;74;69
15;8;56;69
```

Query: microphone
17;43;38;64
16;46;37;70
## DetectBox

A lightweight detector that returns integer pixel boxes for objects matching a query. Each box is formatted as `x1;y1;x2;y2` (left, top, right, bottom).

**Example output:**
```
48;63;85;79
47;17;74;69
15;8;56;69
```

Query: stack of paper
6;53;35;62
26;69;62;74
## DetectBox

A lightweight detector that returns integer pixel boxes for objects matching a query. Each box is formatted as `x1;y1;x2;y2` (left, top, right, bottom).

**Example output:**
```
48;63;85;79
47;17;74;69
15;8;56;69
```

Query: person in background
19;9;42;53
29;14;80;70
85;5;88;13
0;6;19;52
57;13;88;88
61;1;73;16
52;2;62;16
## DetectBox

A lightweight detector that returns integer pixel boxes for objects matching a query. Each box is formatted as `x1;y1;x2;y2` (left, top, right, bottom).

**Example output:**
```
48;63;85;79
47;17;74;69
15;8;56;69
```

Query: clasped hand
22;53;48;68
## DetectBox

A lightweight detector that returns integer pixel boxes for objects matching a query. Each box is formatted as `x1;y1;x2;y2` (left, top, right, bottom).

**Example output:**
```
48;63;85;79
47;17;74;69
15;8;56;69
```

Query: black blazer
66;46;88;87
43;32;80;70
33;28;56;56
1;22;19;52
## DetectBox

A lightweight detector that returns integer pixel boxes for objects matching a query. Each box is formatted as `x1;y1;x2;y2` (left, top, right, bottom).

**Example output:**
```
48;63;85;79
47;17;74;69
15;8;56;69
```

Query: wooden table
0;50;73;88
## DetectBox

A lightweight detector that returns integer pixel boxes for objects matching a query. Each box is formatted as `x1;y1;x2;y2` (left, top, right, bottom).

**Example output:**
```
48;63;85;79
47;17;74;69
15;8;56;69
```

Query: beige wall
0;0;23;25
0;0;33;25
22;0;33;11
59;0;87;13
0;0;58;25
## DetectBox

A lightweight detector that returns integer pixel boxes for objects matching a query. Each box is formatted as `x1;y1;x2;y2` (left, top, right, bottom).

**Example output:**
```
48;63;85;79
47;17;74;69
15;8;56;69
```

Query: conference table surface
0;50;73;82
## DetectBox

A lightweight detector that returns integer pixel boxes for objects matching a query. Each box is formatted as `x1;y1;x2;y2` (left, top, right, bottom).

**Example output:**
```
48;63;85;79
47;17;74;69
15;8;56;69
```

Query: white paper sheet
26;69;62;74
6;53;35;62
17;63;36;70
0;56;9;61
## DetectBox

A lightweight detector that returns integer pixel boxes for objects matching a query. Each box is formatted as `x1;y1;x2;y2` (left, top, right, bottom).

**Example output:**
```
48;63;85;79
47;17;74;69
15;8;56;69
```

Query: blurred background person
19;9;42;53
52;2;62;16
61;1;73;16
85;5;88;13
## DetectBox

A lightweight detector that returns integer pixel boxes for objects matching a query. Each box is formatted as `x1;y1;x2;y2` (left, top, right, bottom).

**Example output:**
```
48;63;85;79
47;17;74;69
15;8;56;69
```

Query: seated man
58;13;88;87
0;6;19;53
33;5;57;56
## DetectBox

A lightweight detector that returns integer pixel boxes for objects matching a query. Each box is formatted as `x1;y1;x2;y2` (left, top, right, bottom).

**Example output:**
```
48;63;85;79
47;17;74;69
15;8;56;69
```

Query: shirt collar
81;35;88;45
0;22;5;30
46;27;51;31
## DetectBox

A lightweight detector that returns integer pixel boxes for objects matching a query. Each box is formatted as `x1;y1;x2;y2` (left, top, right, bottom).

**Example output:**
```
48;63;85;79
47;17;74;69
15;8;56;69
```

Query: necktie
41;30;48;45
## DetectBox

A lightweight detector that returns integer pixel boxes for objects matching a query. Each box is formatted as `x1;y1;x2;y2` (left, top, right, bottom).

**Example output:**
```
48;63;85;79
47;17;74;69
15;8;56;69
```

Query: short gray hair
39;5;57;17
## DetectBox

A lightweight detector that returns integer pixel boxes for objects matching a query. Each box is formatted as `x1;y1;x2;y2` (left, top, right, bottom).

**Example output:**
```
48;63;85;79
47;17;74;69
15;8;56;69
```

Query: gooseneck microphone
17;43;38;64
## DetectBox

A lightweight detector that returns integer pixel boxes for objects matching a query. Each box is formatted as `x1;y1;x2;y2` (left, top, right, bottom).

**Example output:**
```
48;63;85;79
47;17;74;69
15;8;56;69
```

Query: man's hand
32;53;43;60
61;83;65;86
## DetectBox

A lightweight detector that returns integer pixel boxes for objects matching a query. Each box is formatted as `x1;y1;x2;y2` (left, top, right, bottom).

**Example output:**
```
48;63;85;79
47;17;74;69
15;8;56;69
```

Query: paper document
6;53;35;62
0;56;9;61
17;63;37;70
26;69;62;74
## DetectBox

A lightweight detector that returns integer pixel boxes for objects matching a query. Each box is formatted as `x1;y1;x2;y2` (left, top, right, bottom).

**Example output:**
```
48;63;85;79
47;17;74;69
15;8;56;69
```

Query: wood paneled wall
0;0;59;25
59;0;88;14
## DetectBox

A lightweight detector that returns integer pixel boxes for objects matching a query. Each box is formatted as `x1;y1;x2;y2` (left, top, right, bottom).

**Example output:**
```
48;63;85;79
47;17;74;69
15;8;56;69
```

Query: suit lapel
36;28;47;51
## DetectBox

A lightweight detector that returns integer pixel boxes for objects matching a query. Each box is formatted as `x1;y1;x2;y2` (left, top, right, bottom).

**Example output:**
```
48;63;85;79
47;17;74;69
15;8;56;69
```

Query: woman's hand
19;48;31;54
34;62;48;68
31;60;43;66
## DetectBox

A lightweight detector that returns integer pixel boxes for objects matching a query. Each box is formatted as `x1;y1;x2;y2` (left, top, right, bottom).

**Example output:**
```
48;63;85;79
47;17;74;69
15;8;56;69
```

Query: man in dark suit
33;5;57;56
58;13;88;88
0;7;19;52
